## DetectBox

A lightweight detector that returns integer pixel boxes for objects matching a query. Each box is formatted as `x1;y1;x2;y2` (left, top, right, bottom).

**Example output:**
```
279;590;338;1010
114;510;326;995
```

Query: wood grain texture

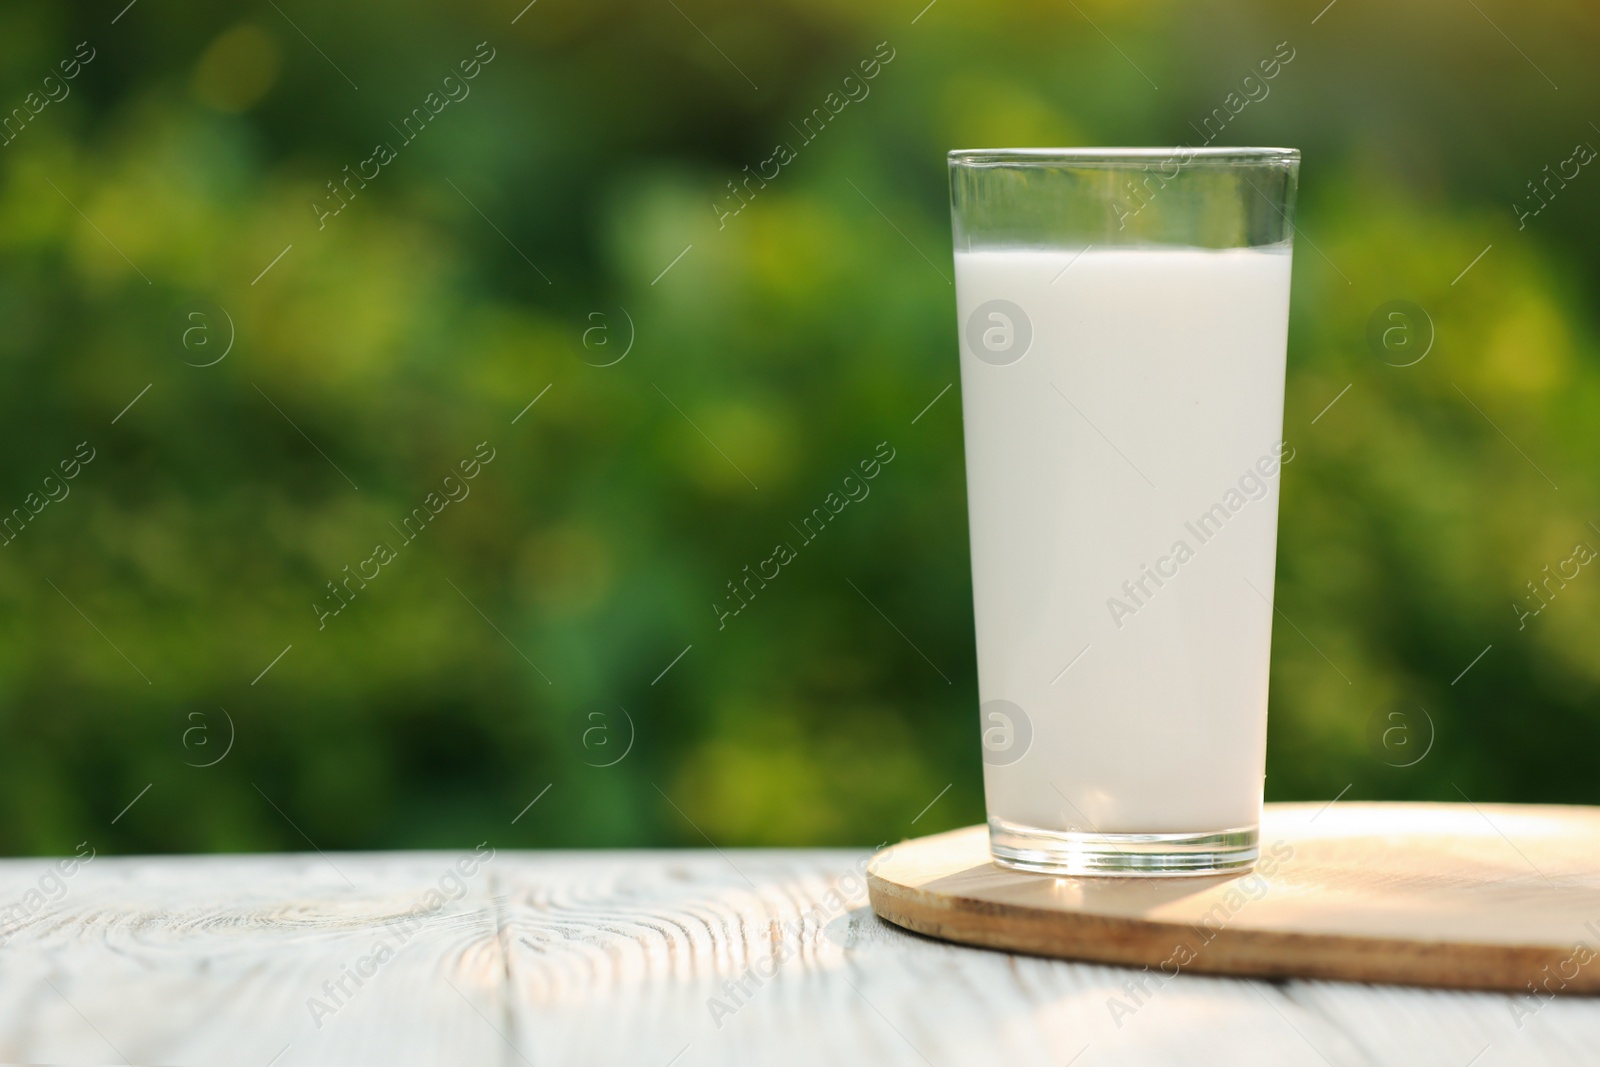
868;802;1600;999
0;834;1593;1066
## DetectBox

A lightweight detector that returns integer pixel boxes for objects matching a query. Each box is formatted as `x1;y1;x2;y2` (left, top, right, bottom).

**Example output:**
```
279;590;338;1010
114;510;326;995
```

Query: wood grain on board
868;802;1600;996
0;814;1595;1066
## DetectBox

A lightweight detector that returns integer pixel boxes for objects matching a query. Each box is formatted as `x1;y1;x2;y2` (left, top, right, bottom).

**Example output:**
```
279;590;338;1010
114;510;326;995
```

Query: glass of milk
950;147;1300;875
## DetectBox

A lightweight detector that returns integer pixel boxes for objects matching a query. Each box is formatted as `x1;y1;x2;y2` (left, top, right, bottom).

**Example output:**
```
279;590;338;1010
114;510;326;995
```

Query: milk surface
955;247;1292;834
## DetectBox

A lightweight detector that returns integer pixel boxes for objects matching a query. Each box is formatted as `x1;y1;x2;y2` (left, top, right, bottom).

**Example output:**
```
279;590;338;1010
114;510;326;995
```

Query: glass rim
949;146;1300;167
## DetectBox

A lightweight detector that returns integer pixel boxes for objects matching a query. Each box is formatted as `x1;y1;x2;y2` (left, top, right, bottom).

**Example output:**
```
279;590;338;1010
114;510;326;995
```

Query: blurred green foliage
1;0;1597;855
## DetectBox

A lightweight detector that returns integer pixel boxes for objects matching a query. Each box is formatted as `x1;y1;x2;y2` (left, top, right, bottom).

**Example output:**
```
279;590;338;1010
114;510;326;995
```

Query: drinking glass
950;147;1299;876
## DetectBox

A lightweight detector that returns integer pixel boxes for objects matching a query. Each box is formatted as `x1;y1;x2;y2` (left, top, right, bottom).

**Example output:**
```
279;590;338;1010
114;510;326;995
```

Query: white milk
955;247;1292;834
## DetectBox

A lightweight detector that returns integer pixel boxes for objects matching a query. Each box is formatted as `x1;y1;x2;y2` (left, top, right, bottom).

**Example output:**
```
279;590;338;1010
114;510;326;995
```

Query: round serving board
867;802;1600;993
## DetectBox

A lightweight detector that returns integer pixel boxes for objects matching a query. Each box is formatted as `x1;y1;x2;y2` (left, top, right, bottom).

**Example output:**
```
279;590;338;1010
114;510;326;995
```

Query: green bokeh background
1;0;1597;855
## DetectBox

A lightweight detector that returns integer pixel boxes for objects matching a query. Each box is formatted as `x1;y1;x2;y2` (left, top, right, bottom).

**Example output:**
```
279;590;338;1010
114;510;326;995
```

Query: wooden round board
867;802;1600;994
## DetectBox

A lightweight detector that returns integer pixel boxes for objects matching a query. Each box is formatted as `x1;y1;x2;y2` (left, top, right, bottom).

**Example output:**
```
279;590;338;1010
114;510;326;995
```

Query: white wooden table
0;847;1590;1066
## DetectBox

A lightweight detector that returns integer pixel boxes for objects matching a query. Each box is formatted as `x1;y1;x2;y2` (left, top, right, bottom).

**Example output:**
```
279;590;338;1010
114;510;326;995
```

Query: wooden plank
0;842;1590;1065
869;803;1600;997
0;849;507;1066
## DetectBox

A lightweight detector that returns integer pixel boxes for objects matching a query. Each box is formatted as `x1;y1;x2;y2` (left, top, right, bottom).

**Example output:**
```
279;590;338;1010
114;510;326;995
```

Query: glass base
988;817;1259;877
